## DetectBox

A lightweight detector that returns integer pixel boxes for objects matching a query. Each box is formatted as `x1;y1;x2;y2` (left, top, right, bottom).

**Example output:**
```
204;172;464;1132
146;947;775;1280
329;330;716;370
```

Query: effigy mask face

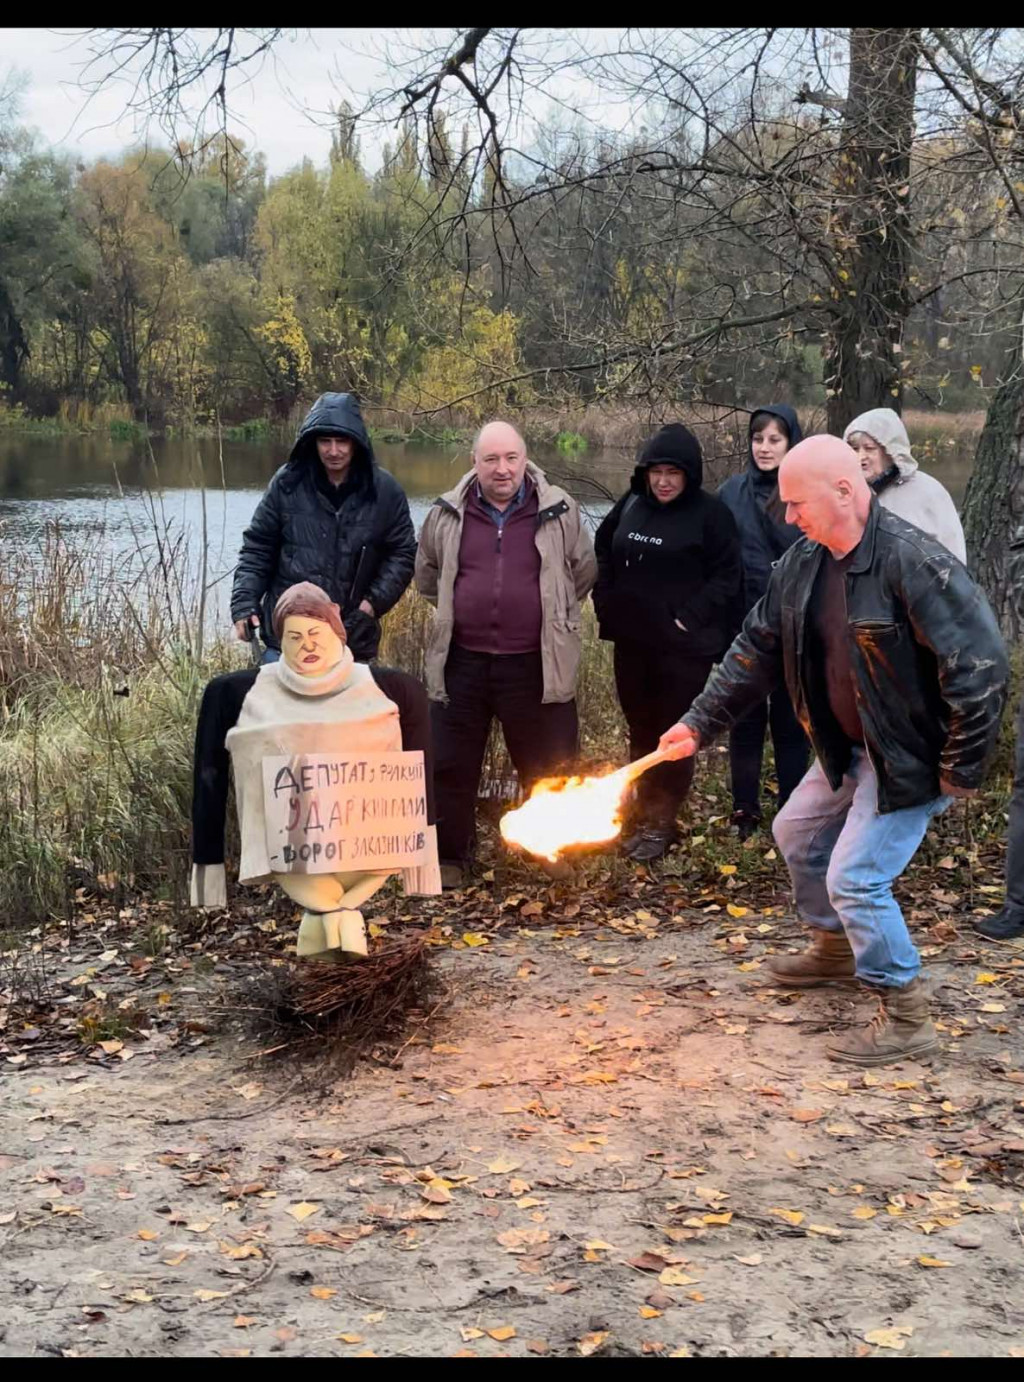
280;615;345;677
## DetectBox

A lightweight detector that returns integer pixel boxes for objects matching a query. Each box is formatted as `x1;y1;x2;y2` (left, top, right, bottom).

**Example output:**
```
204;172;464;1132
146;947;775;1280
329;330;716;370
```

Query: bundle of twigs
249;934;441;1070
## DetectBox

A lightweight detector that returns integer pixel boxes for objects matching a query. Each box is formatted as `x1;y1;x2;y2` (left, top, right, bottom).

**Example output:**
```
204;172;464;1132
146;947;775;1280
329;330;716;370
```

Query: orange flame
499;765;634;862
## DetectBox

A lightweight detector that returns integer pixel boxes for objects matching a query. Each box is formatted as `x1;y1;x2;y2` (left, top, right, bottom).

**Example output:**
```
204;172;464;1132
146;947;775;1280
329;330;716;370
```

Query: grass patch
554;430;588;455
224;418;272;442
108;419;150;442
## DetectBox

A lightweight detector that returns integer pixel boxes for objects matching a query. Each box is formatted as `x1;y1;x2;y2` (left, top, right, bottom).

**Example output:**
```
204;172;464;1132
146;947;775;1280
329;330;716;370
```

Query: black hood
287;392;376;490
631;423;703;499
747;404;803;484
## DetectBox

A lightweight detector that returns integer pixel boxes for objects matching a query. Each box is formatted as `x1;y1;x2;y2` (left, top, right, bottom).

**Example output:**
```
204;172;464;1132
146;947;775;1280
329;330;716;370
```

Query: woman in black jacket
230;392;417;664
593;423;742;861
717;405;808;838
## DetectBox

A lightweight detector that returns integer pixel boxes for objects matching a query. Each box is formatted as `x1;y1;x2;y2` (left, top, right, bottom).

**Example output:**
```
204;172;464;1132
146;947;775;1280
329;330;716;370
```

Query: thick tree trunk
961;352;1024;640
0;282;30;393
824;28;920;435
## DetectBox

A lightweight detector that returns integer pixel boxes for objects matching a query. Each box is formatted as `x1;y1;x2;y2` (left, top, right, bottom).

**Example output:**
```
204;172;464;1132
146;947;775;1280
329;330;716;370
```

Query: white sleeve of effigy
401;823;442;896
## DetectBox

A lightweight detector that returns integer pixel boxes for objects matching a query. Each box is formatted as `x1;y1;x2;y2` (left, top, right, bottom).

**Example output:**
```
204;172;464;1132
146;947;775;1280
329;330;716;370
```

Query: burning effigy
499;749;670;861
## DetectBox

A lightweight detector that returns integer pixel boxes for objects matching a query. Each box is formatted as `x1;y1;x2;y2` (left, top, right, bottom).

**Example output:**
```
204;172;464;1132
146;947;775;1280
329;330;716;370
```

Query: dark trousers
1006;691;1024;919
431;645;579;866
728;687;809;818
613;641;714;827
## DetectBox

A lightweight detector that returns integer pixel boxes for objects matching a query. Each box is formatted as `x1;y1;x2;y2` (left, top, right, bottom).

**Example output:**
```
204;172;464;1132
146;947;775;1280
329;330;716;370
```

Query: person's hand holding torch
658;721;701;761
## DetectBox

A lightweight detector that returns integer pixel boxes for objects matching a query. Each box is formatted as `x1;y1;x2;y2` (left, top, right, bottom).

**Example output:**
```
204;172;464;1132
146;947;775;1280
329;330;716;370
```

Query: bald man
659;434;1008;1067
415;420;597;888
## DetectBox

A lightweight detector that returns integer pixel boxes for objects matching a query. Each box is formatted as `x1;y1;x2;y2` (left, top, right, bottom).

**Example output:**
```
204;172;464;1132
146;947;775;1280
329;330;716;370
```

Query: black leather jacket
682;502;1009;812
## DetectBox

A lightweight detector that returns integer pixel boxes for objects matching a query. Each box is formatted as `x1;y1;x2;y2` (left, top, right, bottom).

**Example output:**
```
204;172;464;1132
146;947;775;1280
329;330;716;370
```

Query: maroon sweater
452;485;543;654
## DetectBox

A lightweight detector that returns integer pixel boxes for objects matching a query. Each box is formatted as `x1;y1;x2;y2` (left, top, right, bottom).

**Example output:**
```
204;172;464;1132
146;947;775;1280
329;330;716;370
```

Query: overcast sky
3;28;391;171
2;27;636;176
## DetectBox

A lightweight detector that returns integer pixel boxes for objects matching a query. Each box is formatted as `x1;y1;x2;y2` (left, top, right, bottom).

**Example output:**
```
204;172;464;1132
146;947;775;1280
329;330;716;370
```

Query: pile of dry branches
249;936;442;1071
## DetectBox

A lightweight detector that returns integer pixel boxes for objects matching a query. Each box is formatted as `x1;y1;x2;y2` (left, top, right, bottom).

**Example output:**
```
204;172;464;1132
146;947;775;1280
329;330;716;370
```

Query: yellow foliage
255;294;312;402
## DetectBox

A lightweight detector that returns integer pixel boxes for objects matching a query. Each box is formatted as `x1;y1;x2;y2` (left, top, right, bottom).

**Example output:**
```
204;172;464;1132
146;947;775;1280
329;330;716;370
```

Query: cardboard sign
262;750;428;873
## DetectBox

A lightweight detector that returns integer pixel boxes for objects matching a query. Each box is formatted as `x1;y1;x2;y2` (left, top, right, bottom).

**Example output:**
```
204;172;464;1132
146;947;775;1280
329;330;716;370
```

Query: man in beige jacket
415;420;597;887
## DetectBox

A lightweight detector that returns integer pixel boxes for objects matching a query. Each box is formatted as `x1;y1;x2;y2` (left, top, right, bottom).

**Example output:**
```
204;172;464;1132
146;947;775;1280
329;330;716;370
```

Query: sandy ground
2;894;1024;1358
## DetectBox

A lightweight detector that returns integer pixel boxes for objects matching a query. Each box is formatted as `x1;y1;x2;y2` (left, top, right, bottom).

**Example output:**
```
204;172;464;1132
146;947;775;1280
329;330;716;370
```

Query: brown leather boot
768;929;856;987
826;976;939;1067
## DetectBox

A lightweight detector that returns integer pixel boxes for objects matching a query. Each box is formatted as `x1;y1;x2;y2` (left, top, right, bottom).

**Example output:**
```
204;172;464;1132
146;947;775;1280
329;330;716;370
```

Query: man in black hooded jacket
230;393;416;663
593;423;741;860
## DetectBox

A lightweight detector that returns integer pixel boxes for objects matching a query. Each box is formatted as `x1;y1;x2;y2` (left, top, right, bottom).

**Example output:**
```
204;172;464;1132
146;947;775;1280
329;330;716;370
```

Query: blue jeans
772;749;950;988
259;646;281;665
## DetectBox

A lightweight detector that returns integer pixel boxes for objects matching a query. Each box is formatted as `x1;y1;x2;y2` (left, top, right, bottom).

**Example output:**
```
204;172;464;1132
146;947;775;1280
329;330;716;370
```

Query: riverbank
0;397;990;457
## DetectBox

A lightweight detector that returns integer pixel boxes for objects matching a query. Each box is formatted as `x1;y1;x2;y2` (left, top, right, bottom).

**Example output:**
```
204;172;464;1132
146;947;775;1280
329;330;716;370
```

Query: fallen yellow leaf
497;1227;550;1253
487;1156;521;1175
462;932;490;947
726;904;749;918
311;1286;338;1299
222;1243;262;1261
194;1289;229;1302
719;864;738;876
421;1178;452;1205
337;1333;364;1343
865;1326;914;1350
769;1207;805;1226
917;1255;953;1268
702;1212;733;1225
578;1331;609;1356
460;1327;485;1341
851;1207;878;1220
488;1325;516;1341
639;1305;663;1319
287;1202;320;1221
659;1267;698;1286
975;972;998;985
137;1228;159;1241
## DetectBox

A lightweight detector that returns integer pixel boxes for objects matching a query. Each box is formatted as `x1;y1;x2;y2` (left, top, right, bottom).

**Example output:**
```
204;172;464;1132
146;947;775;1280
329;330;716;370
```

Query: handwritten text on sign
262;751;428;873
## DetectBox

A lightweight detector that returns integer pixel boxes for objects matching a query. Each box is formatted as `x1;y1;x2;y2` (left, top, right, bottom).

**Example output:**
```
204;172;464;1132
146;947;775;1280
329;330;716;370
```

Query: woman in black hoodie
593;423;741;861
717;405;808;838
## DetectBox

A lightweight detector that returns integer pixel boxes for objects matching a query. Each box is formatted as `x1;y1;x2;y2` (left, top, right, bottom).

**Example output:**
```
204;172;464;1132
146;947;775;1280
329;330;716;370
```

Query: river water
0;429;977;633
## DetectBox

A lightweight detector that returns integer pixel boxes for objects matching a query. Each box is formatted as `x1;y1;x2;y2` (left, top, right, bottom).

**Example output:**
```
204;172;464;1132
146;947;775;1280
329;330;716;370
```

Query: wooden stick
618;747;671;785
